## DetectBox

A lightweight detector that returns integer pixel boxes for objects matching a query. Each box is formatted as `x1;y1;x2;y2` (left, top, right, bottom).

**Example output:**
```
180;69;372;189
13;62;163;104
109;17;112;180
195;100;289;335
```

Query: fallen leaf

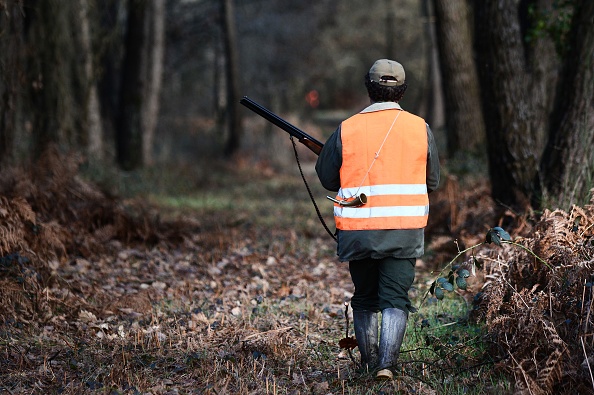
338;336;358;350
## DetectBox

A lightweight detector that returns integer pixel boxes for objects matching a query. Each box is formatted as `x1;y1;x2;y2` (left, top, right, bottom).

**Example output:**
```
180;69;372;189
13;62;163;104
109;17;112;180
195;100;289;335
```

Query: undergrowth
1;149;593;394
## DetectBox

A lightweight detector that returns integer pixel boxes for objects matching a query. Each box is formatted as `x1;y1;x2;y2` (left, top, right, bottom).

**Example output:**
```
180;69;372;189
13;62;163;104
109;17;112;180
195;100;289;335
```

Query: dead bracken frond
0;147;198;325
0;196;30;255
2;149;594;393
473;196;594;394
538;320;565;390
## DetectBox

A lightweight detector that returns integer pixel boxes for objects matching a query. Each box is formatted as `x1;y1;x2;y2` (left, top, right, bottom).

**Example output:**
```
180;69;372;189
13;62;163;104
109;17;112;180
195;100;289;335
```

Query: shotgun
240;96;324;156
240;96;366;208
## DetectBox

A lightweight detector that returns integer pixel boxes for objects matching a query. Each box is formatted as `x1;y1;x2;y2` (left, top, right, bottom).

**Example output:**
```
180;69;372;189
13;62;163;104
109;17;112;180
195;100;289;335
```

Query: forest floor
1;150;593;394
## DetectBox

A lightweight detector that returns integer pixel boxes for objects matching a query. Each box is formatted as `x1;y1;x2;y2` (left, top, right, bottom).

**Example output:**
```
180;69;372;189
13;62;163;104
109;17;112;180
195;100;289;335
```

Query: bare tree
540;0;594;208
0;0;24;167
79;0;104;160
471;0;593;210
385;0;395;60
222;0;242;157
116;0;148;170
1;0;110;164
26;0;86;156
97;0;126;147
432;0;485;157
420;0;444;130
474;0;559;209
141;0;166;166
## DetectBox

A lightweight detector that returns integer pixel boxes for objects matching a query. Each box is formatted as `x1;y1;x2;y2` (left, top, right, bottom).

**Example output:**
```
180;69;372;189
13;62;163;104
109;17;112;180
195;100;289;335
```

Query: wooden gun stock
240;96;324;156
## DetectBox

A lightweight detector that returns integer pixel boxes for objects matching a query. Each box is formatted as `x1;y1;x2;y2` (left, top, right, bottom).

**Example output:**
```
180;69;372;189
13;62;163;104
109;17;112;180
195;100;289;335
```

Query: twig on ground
581;336;594;392
240;326;293;342
344;302;358;367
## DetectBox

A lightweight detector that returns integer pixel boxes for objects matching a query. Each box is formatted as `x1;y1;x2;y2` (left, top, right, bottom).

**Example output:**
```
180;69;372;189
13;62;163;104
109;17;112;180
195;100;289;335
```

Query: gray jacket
315;102;440;262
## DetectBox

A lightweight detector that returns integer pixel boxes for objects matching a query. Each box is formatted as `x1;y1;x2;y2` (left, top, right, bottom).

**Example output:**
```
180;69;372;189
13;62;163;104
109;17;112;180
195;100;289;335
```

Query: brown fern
537;320;566;391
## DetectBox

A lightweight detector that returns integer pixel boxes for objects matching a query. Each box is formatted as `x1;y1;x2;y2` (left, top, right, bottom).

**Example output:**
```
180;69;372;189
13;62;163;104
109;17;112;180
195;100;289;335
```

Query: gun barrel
240;96;324;155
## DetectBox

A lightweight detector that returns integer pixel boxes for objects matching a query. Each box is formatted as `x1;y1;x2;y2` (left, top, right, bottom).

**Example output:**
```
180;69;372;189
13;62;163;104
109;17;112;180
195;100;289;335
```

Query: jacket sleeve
426;124;440;193
315;125;343;192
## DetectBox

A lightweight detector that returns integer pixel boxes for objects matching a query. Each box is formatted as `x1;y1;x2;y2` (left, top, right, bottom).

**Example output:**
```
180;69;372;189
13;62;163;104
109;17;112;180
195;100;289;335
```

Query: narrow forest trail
2;153;593;394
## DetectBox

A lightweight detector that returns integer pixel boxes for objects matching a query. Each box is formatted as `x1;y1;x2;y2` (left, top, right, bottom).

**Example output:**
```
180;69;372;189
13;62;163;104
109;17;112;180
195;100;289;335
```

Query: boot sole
375;368;393;381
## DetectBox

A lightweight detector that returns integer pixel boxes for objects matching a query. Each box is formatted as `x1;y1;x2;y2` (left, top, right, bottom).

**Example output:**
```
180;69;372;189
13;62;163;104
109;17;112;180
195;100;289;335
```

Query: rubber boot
376;308;408;381
352;310;379;372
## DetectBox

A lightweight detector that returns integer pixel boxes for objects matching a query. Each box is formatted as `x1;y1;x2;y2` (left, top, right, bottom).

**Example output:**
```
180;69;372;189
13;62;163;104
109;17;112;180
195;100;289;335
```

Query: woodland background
1;0;594;394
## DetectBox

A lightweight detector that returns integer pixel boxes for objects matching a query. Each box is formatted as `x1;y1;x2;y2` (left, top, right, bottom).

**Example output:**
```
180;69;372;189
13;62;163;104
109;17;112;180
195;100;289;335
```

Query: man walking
316;59;440;380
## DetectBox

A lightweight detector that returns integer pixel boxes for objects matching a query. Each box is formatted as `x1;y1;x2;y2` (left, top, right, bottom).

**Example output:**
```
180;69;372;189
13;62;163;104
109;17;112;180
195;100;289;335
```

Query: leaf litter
0;150;593;394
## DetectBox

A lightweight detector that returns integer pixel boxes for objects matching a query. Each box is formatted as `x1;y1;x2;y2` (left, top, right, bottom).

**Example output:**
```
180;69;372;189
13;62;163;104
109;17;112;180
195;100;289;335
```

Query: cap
368;59;405;86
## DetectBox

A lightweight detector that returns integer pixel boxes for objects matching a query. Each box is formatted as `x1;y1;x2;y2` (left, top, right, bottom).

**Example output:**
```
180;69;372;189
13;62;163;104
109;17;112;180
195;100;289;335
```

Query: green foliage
485;226;511;246
526;0;575;56
424;226;549;304
403;292;510;394
430;267;469;300
80;160;204;198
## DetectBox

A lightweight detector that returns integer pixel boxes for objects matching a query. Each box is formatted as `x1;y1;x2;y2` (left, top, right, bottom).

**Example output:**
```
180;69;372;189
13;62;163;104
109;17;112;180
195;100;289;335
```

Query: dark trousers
349;256;415;313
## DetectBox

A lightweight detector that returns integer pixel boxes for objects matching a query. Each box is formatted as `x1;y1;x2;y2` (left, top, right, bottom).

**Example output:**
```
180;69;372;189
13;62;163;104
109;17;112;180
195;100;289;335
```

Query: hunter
315;59;440;380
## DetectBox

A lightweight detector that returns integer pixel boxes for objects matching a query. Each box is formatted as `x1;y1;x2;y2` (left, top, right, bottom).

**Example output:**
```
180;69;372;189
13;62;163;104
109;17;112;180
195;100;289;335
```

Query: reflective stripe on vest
335;109;429;230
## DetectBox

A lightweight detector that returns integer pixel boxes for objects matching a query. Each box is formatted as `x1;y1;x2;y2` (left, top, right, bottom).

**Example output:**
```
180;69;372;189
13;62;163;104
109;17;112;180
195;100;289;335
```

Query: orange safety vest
335;108;429;230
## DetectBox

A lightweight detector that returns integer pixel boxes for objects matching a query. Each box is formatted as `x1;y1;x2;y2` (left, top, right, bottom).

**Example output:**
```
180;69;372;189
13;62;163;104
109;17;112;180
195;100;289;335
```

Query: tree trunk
27;0;82;157
214;32;226;138
116;0;147;170
79;0;104;160
141;0;166;166
420;0;444;130
97;0;126;147
474;0;558;210
0;1;24;167
540;0;594;209
222;0;242;157
385;0;395;60
433;0;485;157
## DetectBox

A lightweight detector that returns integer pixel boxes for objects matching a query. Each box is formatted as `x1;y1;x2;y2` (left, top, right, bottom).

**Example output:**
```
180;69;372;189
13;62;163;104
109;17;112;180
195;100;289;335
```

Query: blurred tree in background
0;0;431;164
116;0;148;170
474;0;559;210
221;0;241;157
473;0;593;210
0;0;592;210
0;0;23;165
432;0;485;158
539;0;594;210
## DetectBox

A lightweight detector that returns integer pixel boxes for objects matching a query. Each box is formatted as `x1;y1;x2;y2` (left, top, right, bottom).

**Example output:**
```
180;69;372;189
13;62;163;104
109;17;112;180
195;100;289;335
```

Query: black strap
290;136;337;242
